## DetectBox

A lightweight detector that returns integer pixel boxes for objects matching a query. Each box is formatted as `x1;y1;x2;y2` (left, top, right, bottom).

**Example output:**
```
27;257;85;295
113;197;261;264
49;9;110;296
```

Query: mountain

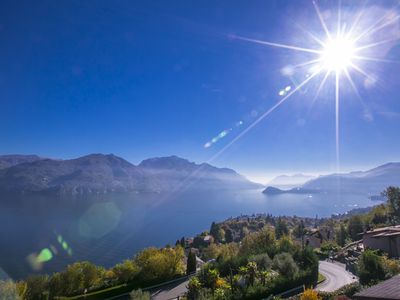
0;154;260;195
267;173;315;189
0;155;44;170
138;155;261;191
301;163;400;194
0;154;149;194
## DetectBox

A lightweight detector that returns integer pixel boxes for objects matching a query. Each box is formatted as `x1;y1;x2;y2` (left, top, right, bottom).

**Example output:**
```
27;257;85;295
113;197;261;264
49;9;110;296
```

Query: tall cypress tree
186;251;197;275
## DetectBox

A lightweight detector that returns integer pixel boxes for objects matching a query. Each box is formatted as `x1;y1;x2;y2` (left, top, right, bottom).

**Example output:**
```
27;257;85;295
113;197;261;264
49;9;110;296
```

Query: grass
318;273;326;284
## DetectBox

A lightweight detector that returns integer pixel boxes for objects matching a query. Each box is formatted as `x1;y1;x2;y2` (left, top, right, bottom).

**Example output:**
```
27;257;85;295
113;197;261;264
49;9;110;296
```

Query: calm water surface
0;189;376;279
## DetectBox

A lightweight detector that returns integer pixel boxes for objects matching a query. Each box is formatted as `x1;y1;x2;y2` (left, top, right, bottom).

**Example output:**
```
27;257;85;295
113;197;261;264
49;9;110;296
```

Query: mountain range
0;154;261;195
267;173;315;189
302;163;400;194
263;163;400;196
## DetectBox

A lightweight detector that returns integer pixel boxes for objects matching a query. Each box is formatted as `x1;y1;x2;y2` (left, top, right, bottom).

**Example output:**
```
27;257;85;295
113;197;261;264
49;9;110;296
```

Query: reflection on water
0;189;375;279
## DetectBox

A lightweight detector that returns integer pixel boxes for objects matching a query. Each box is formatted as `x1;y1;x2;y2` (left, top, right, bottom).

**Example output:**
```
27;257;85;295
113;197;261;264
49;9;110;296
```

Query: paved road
316;260;357;292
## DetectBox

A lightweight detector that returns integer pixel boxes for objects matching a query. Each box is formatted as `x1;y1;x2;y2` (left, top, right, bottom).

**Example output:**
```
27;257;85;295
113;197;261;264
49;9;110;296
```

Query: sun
208;1;399;175
320;36;356;72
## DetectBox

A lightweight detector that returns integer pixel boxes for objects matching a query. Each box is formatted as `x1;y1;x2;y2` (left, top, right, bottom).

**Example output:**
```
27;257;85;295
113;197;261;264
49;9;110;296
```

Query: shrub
318;282;361;300
249;253;272;270
300;289;320;300
130;289;150;300
357;250;386;285
273;253;299;279
0;280;20;300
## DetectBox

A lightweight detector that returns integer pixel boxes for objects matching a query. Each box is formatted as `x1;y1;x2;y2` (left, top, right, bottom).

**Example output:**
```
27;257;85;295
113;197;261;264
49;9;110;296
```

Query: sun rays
211;1;400;172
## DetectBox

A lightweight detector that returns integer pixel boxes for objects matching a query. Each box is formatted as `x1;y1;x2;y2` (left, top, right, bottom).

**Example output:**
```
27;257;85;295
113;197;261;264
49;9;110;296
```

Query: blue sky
1;0;399;182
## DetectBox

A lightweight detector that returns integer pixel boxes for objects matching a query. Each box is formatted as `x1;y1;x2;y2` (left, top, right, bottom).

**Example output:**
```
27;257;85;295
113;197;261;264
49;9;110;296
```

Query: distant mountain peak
139;156;196;170
267;173;315;188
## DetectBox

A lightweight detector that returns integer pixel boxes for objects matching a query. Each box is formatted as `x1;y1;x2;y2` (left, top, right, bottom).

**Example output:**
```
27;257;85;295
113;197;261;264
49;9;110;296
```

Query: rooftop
371;231;400;238
354;275;400;300
365;226;400;235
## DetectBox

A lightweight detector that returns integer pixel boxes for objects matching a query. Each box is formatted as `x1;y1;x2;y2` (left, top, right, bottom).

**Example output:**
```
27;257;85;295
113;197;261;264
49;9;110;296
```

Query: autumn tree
113;260;140;283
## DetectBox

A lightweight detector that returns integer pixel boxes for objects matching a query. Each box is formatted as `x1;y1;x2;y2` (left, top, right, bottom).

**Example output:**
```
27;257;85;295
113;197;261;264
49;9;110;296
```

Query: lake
0;188;376;279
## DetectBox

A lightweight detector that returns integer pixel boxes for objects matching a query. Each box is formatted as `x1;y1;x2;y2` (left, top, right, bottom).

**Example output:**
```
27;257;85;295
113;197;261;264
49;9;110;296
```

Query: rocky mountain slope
0;154;261;195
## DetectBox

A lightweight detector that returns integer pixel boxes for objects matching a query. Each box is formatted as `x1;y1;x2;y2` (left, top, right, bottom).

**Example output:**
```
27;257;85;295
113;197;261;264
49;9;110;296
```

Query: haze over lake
0;189;375;279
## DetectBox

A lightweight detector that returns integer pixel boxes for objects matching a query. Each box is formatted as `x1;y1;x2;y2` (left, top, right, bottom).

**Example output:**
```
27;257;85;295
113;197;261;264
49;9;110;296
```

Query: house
302;227;334;249
363;226;400;258
203;235;214;245
354;274;400;300
304;230;323;248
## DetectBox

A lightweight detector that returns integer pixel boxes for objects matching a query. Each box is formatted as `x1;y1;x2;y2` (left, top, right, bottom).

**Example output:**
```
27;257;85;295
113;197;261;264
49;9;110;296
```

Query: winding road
316;260;358;292
110;260;358;299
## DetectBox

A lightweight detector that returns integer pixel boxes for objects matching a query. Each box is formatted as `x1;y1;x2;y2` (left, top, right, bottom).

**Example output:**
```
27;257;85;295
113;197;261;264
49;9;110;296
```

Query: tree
130;289;150;300
225;228;234;243
278;235;296;254
187;250;197;275
384;186;400;220
294;247;319;285
113;260;140;283
275;218;289;239
369;204;389;225
24;275;49;300
293;220;304;238
272;253;298;279
135;247;185;283
357;250;386;285
59;261;104;295
336;223;347;247
347;215;364;241
210;222;220;240
180;237;185;248
0;280;20;300
240;227;277;257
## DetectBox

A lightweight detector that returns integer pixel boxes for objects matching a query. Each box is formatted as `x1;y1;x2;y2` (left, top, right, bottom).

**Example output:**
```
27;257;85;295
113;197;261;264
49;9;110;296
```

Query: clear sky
1;0;399;182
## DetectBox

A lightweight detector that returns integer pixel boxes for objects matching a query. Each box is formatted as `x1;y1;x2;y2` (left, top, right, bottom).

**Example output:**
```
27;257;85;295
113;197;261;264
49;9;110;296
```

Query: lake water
0;189;376;279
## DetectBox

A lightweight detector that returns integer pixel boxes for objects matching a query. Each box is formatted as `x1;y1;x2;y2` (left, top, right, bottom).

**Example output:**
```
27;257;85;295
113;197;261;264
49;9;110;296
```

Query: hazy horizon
1;151;398;185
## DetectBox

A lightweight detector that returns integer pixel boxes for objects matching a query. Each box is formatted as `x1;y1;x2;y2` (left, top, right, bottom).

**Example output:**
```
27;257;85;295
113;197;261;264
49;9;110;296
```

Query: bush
215;255;248;277
249;253;272;270
300;289;320;300
0;280;20;300
130;289;150;300
273;253;298;279
318;282;361;300
357;250;386;285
